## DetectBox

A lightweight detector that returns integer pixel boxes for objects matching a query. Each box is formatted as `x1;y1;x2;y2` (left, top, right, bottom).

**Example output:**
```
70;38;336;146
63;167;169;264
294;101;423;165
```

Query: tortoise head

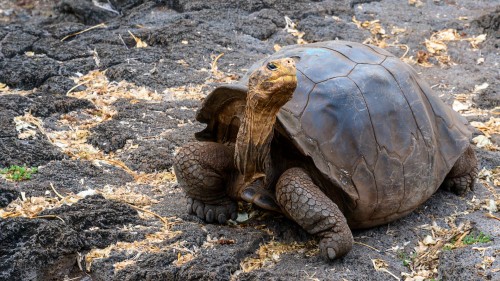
247;58;298;107
233;58;298;188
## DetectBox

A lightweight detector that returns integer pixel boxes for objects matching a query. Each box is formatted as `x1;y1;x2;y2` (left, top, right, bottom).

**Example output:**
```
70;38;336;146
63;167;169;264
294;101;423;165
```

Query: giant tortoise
173;40;478;260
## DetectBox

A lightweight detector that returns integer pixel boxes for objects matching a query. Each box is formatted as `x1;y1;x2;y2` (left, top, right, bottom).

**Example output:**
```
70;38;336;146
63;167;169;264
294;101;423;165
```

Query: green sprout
463;232;492;245
0;165;38;181
397;250;416;268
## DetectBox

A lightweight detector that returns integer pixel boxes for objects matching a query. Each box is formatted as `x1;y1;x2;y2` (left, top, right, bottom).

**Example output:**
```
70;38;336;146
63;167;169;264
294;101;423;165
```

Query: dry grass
351;17;487;68
85;225;189;272
402;220;476;280
239;240;317;273
284;16;308;45
471;117;500;151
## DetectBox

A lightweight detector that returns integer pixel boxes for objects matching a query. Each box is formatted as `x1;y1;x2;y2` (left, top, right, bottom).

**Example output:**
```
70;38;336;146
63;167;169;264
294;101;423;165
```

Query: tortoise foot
276;167;353;260
318;231;353;260
187;197;237;224
442;173;477;195
442;145;478;195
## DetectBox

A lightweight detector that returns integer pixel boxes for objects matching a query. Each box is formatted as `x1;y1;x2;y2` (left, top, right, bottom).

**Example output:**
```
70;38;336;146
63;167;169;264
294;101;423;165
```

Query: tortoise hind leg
276;168;353;260
173;142;237;223
441;145;478;195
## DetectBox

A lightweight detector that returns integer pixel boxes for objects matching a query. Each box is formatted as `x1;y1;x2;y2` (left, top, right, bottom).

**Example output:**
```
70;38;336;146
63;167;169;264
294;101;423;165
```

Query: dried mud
0;0;499;280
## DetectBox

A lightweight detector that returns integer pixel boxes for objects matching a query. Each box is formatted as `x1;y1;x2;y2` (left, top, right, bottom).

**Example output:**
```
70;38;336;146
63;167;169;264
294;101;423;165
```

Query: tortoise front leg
173;142;237;223
276;168;353;260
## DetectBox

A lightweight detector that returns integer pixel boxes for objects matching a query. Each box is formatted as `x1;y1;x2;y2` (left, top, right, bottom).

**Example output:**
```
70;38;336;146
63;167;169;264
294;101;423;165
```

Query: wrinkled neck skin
233;87;285;195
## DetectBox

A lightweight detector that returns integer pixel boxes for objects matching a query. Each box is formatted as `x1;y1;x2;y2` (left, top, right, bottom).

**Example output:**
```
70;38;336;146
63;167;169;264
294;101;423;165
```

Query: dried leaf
420;29;484;66
284;16;308;44
352;16;389;48
431;29;460;41
176;59;189;67
391;27;407;35
408;0;424;7
18;130;37;139
467;34;487;49
114;260;136;272
13;114;47;140
414;241;428;253
425;39;447;54
102;187;159;207
471;117;500;137
240;240;316;272
423;235;437;245
128;31;148;48
86;247;112;272
473;82;489;93
0;83;9;92
473;135;493;148
476;256;495;270
452;100;470;112
485;199;498;213
415;50;432;67
372;258;389;270
371;259;400;280
174;253;194;266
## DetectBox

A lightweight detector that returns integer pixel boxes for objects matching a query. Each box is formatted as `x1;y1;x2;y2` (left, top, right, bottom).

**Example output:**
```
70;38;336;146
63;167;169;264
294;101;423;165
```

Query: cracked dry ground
0;0;499;280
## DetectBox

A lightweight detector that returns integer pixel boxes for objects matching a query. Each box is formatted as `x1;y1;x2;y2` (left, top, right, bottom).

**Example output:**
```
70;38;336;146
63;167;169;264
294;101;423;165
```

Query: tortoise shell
196;41;472;227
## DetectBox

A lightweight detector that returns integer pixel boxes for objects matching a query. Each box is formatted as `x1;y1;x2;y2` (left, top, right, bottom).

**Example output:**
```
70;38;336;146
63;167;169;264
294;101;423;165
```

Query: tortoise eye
267;62;278;71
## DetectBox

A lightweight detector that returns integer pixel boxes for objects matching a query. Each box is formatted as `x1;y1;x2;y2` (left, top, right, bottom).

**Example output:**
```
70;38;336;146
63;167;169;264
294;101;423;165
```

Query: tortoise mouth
266;74;296;83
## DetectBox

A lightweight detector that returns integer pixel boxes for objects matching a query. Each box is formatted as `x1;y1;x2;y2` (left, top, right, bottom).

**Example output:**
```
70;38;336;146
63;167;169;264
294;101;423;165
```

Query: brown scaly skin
173;58;476;260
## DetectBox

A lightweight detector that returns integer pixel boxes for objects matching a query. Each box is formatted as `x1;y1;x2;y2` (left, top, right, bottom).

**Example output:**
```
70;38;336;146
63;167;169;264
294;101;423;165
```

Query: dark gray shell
197;41;472;226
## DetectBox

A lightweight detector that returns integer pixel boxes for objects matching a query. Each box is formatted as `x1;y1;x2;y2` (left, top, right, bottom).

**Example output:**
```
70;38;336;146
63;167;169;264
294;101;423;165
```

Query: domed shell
197;41;472;226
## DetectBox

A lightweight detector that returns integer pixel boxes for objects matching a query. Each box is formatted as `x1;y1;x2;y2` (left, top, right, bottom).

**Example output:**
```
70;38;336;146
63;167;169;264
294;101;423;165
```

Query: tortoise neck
235;94;280;185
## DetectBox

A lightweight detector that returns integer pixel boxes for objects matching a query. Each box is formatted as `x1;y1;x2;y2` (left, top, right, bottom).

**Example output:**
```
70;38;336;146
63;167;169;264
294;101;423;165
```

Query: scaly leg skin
173;142;237;223
276;167;353;260
441;145;479;195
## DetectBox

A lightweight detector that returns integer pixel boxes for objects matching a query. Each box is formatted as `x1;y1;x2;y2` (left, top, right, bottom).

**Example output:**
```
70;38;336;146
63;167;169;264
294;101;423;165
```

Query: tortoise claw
318;232;352;260
241;185;281;213
186;197;237;224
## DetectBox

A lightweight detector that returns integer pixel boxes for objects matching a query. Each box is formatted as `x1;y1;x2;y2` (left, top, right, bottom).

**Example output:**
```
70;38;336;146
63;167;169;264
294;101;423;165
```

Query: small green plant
463;232;492;245
442;244;453;251
397;250;414;268
0;165;38;181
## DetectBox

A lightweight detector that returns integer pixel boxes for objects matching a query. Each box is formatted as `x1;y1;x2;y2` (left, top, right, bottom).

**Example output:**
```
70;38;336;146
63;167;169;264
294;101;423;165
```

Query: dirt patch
438;243;499;280
11;159;135;197
0;195;149;281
